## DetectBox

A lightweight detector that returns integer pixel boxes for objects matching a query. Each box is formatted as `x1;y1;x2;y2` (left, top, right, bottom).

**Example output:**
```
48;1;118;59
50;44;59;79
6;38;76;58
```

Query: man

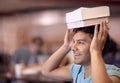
11;37;44;66
9;37;44;82
10;37;44;77
41;22;120;83
27;37;44;65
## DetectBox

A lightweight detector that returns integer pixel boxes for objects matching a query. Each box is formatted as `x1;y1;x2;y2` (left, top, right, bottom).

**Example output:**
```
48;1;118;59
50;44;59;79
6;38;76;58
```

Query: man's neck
83;63;91;79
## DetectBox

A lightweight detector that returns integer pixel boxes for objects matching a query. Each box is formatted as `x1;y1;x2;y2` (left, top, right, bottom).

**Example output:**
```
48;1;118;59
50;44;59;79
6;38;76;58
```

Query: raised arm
41;30;73;81
90;22;120;83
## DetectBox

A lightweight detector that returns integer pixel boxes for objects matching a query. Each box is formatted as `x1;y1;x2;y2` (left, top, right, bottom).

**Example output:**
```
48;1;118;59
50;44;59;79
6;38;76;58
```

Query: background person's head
29;37;44;55
72;25;116;65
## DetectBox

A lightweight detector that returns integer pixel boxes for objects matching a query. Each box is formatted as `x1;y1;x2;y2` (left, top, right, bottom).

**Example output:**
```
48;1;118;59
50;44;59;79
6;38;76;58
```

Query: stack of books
66;6;110;29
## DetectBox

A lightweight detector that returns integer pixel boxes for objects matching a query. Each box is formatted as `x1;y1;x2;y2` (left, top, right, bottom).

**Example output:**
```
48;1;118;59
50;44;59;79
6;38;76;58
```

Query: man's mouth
74;53;82;56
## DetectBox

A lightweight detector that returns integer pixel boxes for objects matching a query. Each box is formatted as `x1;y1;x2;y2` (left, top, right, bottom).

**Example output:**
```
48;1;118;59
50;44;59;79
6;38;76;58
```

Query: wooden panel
0;0;120;14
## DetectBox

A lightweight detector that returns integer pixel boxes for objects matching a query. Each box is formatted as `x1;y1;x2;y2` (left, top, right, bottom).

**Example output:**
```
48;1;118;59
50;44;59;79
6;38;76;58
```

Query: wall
0;9;120;54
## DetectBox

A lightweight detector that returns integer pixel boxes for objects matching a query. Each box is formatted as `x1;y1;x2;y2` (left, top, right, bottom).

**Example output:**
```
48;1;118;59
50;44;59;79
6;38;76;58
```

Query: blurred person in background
10;37;45;75
114;48;120;67
27;37;45;65
0;52;11;83
103;38;120;67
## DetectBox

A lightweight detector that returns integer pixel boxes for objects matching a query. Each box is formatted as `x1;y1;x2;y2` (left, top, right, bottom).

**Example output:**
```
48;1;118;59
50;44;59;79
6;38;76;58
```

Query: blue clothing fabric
11;46;44;65
70;64;120;83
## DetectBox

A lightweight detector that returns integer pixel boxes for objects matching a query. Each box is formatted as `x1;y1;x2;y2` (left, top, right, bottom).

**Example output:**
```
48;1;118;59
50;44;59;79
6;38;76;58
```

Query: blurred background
0;0;120;83
0;0;120;54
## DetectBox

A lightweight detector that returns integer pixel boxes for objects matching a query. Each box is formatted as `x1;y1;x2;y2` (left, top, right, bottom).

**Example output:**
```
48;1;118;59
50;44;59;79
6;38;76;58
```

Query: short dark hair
73;25;117;56
73;25;95;38
31;37;44;46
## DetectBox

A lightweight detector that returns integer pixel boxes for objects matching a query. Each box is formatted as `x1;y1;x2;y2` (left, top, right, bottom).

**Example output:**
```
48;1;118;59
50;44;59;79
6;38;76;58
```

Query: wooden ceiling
0;0;120;15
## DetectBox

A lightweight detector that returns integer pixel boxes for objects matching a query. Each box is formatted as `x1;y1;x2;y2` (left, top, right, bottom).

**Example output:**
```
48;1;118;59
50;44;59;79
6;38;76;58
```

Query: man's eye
78;41;85;44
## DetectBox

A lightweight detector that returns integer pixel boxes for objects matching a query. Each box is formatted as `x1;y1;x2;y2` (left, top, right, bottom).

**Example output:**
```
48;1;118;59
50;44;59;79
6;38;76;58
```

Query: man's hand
90;21;108;55
63;29;74;49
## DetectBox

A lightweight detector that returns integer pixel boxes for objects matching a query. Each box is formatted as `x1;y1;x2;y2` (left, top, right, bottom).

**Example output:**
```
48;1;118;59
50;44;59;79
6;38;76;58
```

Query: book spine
67;17;109;29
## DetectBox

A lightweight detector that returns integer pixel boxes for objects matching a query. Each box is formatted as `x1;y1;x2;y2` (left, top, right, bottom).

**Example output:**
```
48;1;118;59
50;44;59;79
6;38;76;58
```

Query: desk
0;73;64;83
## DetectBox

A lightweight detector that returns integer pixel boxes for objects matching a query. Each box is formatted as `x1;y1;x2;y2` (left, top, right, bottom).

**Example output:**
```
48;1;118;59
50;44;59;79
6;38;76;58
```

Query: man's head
29;37;44;55
71;26;94;65
71;25;113;65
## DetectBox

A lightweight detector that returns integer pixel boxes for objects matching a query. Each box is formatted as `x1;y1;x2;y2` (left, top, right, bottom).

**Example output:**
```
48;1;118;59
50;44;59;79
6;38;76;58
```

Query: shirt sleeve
106;64;120;78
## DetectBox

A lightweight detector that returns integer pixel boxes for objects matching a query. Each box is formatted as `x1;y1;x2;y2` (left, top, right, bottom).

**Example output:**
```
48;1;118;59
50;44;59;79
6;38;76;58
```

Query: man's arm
41;45;72;81
41;30;73;81
110;76;120;83
91;52;120;83
90;22;120;83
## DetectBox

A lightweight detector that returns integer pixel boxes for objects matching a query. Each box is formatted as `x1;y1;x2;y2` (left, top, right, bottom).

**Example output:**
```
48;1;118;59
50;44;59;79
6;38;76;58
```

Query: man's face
29;43;40;54
72;31;92;65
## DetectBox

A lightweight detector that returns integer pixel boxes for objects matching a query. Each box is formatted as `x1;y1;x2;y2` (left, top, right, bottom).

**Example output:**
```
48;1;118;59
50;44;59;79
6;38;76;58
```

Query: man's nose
72;43;78;52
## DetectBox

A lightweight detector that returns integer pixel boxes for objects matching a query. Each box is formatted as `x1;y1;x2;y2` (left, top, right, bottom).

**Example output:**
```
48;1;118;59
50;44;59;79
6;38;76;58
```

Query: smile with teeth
74;53;82;56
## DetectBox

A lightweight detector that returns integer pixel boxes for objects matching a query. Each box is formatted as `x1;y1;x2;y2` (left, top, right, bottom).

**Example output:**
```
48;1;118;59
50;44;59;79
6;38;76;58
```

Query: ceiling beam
0;0;120;16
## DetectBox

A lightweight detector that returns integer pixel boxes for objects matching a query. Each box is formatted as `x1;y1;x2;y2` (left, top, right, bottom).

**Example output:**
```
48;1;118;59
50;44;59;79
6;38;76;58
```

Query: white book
66;6;110;23
67;17;109;29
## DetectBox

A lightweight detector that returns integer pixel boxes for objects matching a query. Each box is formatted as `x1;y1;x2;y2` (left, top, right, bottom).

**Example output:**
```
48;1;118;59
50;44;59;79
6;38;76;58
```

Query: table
0;72;64;83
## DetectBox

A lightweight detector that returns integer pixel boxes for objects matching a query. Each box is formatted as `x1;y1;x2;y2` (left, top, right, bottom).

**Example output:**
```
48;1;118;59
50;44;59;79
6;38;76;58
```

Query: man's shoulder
105;64;120;70
105;64;120;78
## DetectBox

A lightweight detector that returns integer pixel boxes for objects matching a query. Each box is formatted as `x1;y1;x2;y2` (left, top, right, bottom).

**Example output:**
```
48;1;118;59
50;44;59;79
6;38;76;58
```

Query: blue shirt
70;64;120;83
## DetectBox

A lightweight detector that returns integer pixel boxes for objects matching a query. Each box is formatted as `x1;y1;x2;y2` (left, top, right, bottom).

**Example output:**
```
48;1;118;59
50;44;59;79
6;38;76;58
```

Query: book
66;6;110;23
67;17;109;29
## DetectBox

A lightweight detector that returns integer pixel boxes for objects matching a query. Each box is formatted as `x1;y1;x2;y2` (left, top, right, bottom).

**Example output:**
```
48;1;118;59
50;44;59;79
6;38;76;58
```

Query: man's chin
74;61;81;65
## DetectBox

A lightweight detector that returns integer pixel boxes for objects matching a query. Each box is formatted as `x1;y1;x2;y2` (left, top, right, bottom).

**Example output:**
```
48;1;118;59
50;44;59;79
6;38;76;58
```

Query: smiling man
41;21;120;83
